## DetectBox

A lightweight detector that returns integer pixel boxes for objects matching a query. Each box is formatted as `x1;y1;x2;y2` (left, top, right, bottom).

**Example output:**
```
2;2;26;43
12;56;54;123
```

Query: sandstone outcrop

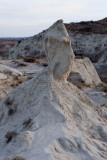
0;20;107;160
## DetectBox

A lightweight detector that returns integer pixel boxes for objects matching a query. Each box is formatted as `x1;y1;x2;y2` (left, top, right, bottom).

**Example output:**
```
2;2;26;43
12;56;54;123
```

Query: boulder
68;57;102;87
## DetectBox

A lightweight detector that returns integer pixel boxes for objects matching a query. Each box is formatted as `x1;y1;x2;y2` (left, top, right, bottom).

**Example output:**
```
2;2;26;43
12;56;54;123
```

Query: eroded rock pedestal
44;20;74;81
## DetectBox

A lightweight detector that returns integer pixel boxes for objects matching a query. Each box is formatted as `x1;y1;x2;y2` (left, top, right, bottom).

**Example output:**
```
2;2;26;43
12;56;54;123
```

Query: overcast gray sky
0;0;107;37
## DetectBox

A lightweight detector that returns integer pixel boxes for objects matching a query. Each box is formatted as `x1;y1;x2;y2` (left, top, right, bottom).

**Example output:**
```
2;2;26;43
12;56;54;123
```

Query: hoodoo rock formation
44;20;74;81
7;18;107;82
0;21;107;160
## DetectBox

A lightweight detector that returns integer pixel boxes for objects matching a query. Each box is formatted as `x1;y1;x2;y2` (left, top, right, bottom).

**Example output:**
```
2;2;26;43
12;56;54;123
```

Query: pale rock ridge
44;20;74;81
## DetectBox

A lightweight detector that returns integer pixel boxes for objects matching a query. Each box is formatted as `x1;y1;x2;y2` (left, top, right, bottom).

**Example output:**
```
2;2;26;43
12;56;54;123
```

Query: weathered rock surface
69;33;107;82
0;64;26;100
0;20;107;160
0;64;22;77
44;20;74;81
0;39;18;59
84;87;107;106
7;18;107;82
68;57;102;87
7;21;102;87
8;35;45;60
65;18;107;82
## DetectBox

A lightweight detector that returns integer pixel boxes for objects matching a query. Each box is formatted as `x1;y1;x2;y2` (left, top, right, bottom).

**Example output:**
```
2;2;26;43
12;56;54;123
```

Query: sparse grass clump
103;86;107;92
72;81;91;89
13;74;27;84
8;106;17;115
42;63;48;67
5;131;18;143
23;56;36;63
4;97;13;105
98;82;107;92
98;82;105;87
11;156;26;160
17;76;27;84
4;97;17;115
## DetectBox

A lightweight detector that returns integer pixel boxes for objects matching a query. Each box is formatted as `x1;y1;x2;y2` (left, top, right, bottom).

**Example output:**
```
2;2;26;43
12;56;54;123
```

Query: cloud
0;0;106;36
0;0;85;26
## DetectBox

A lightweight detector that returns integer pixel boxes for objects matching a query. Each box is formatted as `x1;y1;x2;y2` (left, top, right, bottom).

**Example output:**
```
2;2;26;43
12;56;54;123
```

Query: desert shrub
23;56;36;63
98;82;107;89
8;106;17;115
72;81;91;89
75;56;85;59
11;156;26;160
42;63;48;67
98;82;105;87
103;87;107;92
5;131;18;143
17;76;27;84
4;97;13;105
72;82;84;89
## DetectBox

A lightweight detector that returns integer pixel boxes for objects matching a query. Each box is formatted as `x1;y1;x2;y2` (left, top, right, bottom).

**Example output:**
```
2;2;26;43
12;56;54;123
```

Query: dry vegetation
23;56;37;63
103;86;107;92
11;156;26;160
5;131;18;143
4;97;13;105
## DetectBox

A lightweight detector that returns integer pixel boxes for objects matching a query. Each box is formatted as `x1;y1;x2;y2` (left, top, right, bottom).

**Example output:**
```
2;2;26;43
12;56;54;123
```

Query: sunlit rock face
44;20;74;81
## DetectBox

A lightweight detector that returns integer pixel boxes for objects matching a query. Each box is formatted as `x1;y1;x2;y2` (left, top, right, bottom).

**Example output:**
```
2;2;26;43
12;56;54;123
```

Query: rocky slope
0;56;102;97
8;34;45;60
66;18;107;82
0;64;26;100
0;20;107;160
0;39;19;59
65;18;107;35
8;18;107;82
